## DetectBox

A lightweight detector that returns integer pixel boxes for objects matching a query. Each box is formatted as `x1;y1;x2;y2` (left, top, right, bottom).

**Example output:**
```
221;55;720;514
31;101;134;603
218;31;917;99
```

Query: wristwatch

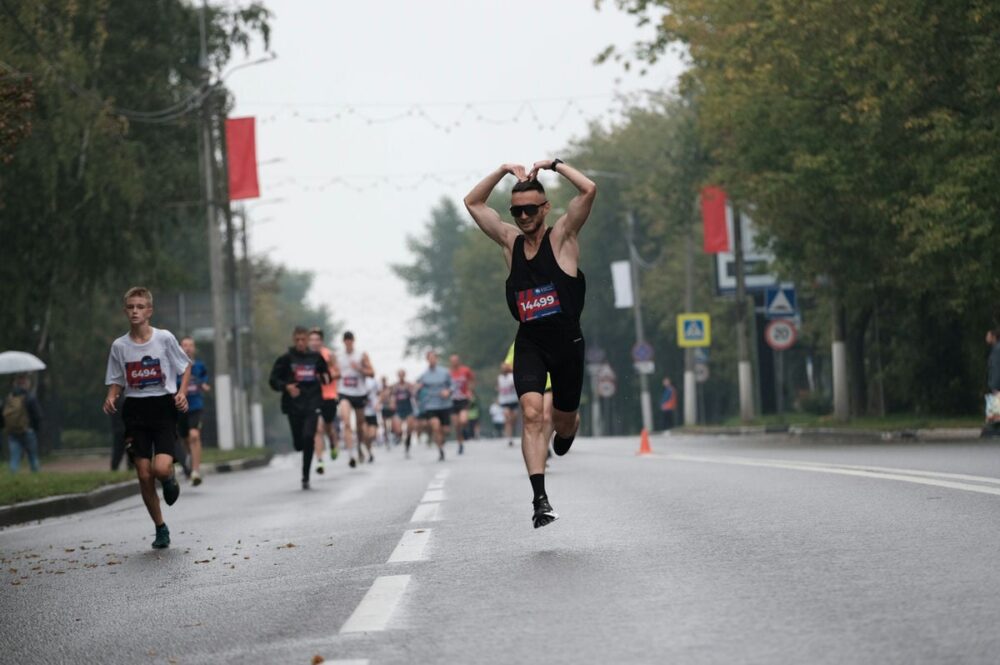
550;158;564;172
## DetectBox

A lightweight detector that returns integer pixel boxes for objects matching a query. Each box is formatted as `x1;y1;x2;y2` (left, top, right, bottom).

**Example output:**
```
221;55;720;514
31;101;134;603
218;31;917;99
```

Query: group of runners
104;156;595;547
268;328;484;487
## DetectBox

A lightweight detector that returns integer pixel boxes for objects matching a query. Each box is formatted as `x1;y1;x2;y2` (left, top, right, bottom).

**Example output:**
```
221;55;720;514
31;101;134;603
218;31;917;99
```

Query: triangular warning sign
684;321;704;339
768;290;794;315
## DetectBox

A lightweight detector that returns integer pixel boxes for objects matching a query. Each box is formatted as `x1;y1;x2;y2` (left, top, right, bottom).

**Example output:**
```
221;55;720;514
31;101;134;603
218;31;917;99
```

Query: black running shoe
316;461;325;475
438;448;445;462
181;454;192;479
368;452;374;464
458;443;464;455
302;479;310;490
349;457;357;468
553;433;575;456
152;523;170;549
532;496;559;529
161;475;180;506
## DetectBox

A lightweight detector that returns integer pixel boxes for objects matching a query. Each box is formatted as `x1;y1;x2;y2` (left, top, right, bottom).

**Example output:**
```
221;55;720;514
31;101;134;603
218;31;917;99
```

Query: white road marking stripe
340;575;411;633
427;479;445;490
421;488;446;503
410;502;443;522
665;453;1000;497
388;529;432;563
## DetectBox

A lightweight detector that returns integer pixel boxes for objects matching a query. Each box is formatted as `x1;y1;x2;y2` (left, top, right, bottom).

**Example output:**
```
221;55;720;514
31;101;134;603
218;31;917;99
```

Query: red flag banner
701;186;729;253
225;117;260;200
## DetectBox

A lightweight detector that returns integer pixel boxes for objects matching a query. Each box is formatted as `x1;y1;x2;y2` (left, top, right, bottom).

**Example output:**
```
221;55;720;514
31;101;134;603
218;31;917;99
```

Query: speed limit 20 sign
764;319;798;351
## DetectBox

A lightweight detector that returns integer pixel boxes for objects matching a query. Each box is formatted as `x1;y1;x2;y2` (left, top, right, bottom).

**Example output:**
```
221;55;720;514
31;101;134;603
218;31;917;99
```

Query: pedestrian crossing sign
677;313;711;348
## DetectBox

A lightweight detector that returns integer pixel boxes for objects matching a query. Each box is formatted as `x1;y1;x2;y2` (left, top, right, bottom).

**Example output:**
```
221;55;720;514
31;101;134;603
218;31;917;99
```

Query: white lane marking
410;502;443;522
427;479;446;490
340;575;411;633
665;453;1000;497
421;488;446;503
387;529;432;563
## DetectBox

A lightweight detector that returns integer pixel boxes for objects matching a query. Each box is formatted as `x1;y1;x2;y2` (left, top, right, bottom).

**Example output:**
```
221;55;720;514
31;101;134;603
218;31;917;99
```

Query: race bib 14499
516;283;562;322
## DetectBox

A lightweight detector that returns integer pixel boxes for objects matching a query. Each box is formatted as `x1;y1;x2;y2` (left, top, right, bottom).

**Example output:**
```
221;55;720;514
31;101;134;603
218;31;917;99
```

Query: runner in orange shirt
309;328;341;474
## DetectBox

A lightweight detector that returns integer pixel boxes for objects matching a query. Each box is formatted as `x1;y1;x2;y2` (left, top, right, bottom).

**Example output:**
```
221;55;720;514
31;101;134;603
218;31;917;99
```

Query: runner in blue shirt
177;336;211;486
414;351;454;462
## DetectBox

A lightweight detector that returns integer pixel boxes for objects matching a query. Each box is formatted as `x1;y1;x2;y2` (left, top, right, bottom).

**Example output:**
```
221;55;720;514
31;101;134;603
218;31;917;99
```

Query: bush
60;429;106;449
798;393;832;416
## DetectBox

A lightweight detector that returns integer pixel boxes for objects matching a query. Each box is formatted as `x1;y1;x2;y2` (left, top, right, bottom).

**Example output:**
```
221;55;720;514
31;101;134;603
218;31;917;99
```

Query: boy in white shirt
103;287;191;549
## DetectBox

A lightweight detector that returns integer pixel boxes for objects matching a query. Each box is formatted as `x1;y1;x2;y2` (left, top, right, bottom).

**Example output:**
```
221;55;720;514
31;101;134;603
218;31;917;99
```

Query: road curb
672;427;982;441
0;452;274;528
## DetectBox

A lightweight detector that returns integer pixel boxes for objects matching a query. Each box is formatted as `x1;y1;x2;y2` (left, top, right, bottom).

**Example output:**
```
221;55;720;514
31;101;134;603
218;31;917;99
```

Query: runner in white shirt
336;330;374;467
363;376;380;458
497;360;520;447
102;287;190;550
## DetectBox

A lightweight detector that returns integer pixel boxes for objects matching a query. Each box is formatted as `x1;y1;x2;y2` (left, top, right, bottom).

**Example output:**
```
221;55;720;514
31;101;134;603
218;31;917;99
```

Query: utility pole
240;208;266;447
683;225;697;426
732;206;755;422
200;1;235;450
626;210;654;433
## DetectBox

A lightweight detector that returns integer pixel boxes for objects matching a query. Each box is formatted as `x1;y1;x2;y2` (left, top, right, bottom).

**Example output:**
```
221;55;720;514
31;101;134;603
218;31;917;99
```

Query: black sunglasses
510;201;548;218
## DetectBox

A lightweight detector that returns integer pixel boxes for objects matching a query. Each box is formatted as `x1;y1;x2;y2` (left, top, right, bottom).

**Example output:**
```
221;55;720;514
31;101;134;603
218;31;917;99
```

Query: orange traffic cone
637;428;653;456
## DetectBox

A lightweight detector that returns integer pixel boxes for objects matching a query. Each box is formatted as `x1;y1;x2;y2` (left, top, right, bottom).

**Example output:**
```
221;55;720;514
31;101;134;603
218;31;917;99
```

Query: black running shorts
513;327;585;412
320;399;339;422
425;408;451;425
339;394;367;409
123;394;179;460
364;415;378;426
452;399;470;414
176;409;202;438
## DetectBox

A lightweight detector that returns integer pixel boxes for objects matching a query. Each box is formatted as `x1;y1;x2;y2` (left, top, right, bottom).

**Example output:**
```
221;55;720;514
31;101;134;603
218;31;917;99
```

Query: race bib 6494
516;283;562;322
126;356;164;389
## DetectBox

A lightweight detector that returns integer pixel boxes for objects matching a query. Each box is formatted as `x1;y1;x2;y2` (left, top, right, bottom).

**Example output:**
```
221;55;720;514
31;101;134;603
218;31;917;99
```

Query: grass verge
715;414;983;430
200;447;270;464
0;471;132;506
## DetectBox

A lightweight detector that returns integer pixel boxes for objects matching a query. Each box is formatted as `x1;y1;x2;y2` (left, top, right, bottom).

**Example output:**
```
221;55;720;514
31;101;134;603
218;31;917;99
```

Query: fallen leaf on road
64;548;75;553
107;561;121;566
278;543;296;549
244;556;250;560
312;655;324;664
194;560;210;564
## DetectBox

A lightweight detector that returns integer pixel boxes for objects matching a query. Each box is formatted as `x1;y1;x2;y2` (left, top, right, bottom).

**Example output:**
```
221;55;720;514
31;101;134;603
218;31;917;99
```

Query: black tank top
505;228;585;330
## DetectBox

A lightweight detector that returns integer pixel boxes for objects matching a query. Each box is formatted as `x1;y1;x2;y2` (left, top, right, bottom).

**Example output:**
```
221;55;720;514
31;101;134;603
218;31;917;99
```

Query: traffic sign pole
627;210;654;433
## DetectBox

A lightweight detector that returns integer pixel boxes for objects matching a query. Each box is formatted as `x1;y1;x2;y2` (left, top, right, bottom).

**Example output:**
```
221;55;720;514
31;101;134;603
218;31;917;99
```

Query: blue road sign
765;286;797;319
631;341;655;363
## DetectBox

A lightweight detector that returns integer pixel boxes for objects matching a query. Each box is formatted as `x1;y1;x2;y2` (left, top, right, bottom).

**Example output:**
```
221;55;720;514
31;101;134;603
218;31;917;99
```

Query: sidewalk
670;425;984;441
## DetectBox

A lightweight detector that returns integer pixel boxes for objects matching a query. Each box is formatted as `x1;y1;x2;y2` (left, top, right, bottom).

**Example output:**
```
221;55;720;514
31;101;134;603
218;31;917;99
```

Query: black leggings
287;409;319;481
513;326;585;412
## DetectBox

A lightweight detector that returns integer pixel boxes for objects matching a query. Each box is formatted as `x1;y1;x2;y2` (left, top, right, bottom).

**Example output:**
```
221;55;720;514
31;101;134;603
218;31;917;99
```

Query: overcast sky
226;0;685;377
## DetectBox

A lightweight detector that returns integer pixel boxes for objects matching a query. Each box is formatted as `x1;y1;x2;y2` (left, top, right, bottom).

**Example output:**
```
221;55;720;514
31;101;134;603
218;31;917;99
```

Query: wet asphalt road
2;433;1000;664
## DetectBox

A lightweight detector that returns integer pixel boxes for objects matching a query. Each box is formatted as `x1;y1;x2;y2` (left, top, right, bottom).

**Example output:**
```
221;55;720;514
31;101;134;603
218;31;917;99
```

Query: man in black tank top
464;159;597;529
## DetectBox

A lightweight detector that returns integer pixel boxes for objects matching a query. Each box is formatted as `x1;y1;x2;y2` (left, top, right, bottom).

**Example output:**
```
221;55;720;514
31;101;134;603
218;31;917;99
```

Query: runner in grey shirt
414;351;453;461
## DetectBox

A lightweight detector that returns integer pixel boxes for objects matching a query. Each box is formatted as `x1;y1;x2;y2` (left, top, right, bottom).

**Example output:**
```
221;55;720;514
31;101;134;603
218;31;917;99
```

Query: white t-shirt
364;377;379;417
105;327;190;399
489;402;505;424
338;349;367;396
497;373;518;406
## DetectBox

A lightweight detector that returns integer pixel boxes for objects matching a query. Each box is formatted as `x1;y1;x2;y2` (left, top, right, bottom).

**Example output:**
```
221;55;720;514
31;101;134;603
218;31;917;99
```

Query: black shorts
396;402;414;418
339;394;367;409
425;408;451;425
176;409;202;438
365;415;378;426
513;327;585;412
381;408;395;420
320;399;339;422
452;399;470;414
122;395;179;460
